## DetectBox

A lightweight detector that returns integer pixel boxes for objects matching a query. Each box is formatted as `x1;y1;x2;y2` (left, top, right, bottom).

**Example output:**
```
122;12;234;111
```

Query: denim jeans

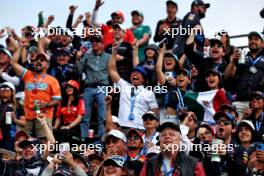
81;87;106;138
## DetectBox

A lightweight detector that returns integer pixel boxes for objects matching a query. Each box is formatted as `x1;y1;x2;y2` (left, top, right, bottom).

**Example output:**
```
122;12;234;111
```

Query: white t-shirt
117;79;158;129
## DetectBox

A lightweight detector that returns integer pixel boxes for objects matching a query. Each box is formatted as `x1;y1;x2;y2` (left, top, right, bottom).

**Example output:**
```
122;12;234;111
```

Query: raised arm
156;45;166;85
224;49;240;79
132;40;140;67
104;95;114;132
10;47;25;77
108;43;121;83
91;0;104;27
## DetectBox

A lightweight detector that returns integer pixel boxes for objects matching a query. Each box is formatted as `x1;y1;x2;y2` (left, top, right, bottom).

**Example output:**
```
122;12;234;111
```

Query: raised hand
69;5;78;14
94;0;104;10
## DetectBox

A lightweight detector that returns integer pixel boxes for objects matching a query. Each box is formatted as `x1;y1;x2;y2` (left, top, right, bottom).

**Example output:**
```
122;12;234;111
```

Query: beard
249;46;261;53
198;11;205;18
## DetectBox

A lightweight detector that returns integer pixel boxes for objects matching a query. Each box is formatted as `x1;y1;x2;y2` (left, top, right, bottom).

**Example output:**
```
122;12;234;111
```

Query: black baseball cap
219;104;238;117
248;31;264;41
213;111;234;122
72;153;90;168
191;0;210;8
166;0;178;8
142;111;159;121
250;91;264;100
157;122;181;134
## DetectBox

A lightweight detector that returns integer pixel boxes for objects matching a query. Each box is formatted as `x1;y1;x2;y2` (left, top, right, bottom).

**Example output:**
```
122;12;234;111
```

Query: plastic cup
88;129;94;138
5;112;12;124
211;139;223;162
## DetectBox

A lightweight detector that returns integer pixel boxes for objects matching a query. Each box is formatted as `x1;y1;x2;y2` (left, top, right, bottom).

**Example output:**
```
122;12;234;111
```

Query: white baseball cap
0;82;15;92
102;130;127;143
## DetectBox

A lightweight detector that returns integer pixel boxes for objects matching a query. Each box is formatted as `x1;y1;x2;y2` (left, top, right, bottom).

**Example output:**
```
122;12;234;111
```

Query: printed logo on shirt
26;82;48;91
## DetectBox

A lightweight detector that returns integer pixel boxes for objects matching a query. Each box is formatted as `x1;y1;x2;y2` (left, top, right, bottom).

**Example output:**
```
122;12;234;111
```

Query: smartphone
165;72;173;79
159;38;168;48
257;144;264;151
59;142;70;160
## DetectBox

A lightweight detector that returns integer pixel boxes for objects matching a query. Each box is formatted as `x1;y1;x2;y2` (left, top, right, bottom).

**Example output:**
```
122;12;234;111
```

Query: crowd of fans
0;0;263;175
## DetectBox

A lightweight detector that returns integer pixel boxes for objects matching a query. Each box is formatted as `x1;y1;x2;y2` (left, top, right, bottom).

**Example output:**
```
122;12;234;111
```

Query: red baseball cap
111;11;125;22
65;80;80;91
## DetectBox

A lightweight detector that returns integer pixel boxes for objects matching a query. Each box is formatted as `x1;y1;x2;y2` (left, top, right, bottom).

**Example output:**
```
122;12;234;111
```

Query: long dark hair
61;85;79;107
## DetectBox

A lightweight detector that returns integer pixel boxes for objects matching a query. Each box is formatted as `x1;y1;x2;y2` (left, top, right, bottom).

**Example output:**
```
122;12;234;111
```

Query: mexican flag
184;89;230;123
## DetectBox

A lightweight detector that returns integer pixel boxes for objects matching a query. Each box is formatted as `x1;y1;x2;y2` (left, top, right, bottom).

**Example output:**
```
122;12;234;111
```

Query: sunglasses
216;119;231;125
33;57;46;63
127;135;141;141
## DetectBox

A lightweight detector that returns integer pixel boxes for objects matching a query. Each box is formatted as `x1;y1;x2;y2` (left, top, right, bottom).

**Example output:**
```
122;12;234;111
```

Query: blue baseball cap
132;66;147;79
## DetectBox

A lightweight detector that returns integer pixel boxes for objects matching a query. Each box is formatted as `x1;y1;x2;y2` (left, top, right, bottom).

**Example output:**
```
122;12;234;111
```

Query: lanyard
256;113;264;131
128;87;139;120
249;56;262;66
176;88;185;110
143;132;157;155
162;159;174;176
59;65;68;76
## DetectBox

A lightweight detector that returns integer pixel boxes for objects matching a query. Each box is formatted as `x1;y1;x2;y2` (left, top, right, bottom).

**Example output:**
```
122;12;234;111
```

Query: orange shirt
21;69;61;120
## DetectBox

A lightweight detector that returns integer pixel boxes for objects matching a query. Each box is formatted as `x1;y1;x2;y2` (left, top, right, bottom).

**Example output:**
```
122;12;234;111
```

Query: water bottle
34;100;41;114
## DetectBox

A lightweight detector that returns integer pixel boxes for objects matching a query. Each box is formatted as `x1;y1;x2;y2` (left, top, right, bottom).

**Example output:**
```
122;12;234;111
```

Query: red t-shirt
56;99;85;125
101;24;135;47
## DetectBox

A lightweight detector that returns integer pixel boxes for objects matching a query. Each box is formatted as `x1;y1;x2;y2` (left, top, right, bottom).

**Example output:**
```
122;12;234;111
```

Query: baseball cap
132;66;147;79
127;129;144;142
28;46;38;53
191;0;210;8
166;0;178;8
90;35;104;43
102;155;126;168
176;69;191;78
131;10;144;18
111;11;125;22
0;48;12;58
0;82;16;92
18;139;35;149
15;130;29;141
205;69;221;77
102;130;127;143
210;36;223;47
35;52;50;61
164;51;178;61
213;111;234;122
248;31;264;41
72;153;90;168
250;91;264;99
142;111;159;121
64;80;80;91
157;122;181;134
88;153;104;162
144;44;159;55
219;104;238;117
234;120;257;143
112;24;124;30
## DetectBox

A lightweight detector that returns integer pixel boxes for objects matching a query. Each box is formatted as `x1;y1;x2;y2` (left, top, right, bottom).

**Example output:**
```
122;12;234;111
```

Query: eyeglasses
216;119;231;125
0;87;11;91
127;135;141;141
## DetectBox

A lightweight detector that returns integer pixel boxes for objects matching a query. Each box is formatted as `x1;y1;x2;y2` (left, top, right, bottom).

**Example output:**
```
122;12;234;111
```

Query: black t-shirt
235;52;264;101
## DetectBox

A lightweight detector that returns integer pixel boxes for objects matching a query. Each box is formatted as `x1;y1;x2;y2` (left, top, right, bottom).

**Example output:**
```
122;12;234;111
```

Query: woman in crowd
156;45;179;121
53;80;85;143
0;82;26;151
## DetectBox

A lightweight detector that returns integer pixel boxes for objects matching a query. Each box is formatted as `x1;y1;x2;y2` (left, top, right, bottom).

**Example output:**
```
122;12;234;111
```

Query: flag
184;89;230;123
